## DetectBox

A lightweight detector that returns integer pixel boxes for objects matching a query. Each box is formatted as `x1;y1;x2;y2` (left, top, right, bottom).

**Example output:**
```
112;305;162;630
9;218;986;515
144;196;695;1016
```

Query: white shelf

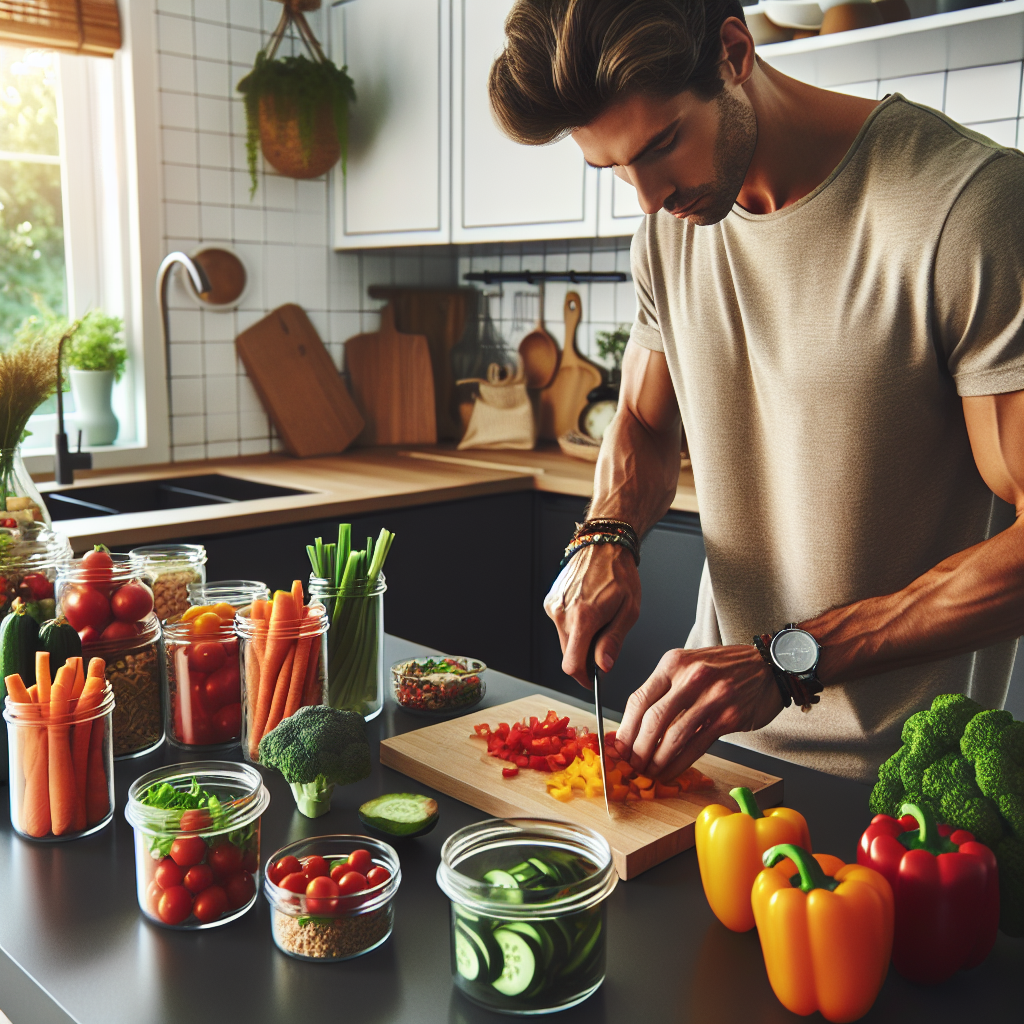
759;1;1024;86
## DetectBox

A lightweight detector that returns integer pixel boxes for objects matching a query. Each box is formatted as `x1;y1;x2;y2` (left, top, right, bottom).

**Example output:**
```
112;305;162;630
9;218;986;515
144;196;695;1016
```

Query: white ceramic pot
69;368;119;446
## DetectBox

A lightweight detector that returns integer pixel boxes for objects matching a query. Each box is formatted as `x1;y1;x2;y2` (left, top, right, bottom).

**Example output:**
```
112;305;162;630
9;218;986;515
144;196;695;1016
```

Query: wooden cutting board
235;303;364;458
538;292;604;440
345;303;438;445
368;286;476;441
380;695;783;880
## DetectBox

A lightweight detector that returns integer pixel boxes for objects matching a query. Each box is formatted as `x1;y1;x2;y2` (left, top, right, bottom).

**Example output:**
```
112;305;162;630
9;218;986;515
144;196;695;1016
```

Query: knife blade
586;641;612;819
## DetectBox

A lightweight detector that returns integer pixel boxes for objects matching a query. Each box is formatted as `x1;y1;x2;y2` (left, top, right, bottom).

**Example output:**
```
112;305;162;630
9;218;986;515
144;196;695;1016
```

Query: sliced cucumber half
483;869;519;889
358;793;438;837
492;928;538;997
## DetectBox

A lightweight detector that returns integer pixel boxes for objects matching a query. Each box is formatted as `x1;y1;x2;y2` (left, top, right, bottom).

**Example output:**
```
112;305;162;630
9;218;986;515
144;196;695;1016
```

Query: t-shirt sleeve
934;151;1024;397
628;225;664;353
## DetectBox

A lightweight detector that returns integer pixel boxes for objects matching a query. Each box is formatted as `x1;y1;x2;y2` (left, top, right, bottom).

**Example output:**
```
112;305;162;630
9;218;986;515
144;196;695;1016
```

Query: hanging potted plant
237;0;356;196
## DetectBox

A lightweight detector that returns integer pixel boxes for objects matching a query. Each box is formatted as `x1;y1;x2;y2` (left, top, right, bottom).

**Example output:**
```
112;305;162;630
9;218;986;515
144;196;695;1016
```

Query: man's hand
544;541;640;687
612;644;784;780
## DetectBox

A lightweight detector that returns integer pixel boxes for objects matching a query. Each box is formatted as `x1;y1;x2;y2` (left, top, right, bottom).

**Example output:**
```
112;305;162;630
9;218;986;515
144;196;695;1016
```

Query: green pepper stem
763;844;840;893
730;786;764;819
898;802;956;855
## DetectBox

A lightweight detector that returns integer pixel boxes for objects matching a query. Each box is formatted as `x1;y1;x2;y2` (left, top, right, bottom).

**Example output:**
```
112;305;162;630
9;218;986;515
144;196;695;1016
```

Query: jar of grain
129;544;207;621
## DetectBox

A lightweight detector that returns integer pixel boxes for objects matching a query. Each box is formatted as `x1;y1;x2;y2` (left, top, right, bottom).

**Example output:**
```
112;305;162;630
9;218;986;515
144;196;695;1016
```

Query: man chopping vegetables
489;0;1024;783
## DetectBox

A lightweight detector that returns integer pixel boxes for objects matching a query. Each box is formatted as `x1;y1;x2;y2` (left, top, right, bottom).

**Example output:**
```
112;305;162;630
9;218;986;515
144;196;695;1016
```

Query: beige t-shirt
629;94;1024;783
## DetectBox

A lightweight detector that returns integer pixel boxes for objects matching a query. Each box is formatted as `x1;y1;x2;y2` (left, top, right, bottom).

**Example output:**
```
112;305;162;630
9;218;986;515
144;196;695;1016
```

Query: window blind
0;1;121;57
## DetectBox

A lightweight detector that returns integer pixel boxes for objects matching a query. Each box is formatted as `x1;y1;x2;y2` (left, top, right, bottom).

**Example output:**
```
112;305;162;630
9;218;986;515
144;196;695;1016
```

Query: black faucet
53;327;91;485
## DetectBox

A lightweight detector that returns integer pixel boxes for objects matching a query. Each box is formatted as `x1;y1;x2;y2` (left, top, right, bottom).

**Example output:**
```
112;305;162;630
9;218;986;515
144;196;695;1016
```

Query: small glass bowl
390;656;487;717
264;835;401;962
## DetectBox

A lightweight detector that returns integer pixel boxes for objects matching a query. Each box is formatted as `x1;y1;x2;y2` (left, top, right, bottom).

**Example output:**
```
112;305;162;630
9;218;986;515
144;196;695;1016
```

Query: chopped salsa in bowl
391;656;486;715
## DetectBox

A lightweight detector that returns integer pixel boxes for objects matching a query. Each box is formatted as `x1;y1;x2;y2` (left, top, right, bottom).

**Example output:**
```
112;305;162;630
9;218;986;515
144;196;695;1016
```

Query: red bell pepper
857;802;999;984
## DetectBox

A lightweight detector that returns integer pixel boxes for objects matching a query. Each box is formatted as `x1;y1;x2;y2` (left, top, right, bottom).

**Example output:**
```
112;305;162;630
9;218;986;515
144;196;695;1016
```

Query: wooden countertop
37;444;698;551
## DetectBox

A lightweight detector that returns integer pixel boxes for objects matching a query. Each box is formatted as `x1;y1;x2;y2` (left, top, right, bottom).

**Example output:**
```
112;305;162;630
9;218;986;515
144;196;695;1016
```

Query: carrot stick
5;673;31;704
48;667;77;836
301;637;323;706
248;591;298;756
21;719;50;837
70;657;86;699
243;641;261;751
291;579;304;614
283;633;313;719
28;683;38;703
262;643;296;741
85;709;109;826
70;676;106;832
36;651;51;705
87;657;106;679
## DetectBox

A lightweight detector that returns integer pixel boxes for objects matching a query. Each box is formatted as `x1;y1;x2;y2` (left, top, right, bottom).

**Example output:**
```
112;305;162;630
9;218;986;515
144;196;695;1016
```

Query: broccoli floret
929;693;985;745
870;747;906;816
974;749;1024;802
995;835;1023;938
961;709;1016;764
998;793;1024;840
258;705;371;818
948;794;1004;849
922;750;976;803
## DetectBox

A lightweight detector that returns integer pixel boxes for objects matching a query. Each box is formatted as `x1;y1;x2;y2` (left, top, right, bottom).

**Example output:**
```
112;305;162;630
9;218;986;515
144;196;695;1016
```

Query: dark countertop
1;635;1019;1024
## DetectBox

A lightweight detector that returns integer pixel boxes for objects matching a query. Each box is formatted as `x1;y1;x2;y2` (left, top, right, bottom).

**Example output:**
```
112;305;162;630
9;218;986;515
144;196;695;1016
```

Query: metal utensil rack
464;271;627;285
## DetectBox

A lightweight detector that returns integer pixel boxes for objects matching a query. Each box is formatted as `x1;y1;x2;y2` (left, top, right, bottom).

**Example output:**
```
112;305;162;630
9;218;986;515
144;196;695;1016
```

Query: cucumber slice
459;919;503;982
483;869;519;889
358;793;439;837
492;928;538;997
505;921;555;971
454;905;480;923
455;928;482;981
561;917;602;977
527;857;559;881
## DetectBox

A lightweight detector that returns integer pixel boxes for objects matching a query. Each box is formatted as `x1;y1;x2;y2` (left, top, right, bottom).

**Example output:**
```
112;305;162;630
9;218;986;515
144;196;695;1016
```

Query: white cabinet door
452;0;597;243
332;0;451;248
597;168;645;237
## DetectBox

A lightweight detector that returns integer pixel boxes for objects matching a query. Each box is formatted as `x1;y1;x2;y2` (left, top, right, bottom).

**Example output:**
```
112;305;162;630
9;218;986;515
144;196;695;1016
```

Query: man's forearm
588;406;681;536
809;515;1024;684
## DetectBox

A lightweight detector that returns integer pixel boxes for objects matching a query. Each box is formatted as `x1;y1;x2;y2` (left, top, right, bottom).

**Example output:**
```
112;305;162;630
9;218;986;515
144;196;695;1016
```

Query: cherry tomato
170;835;207;868
146;879;163;916
269;855;301;885
100;619;141;642
179;809;211;832
193;612;224;635
110;580;155;622
305;874;340;916
191;719;215;746
157;885;193;925
203;662;240;711
211;702;241;743
63;585;110;632
303;855;329;880
225;870;256;909
207;842;243;880
280;872;309;894
241;847;259;874
336;870;367;896
192;885;229;924
346;848;372;876
209;602;237;621
330;862;347;883
80;547;114;587
188;641;226;674
366;865;391;888
154;857;184;890
183;864;214;894
78;625;100;645
20;572;53;601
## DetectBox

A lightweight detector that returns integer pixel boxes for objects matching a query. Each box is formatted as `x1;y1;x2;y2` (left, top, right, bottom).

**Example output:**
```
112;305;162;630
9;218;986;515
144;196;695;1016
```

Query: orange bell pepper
752;844;893;1024
695;786;811;932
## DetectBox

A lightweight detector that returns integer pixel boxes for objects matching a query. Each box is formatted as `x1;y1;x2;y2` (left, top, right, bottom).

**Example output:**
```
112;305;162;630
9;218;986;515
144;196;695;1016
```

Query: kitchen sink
42;474;309;521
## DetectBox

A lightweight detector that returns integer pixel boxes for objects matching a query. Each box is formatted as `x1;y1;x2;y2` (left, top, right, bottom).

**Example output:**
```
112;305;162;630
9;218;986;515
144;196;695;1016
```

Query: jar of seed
129;544;207;621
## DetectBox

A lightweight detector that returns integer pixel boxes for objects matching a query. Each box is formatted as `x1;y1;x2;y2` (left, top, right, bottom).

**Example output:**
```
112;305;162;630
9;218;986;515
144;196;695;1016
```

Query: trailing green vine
237;51;356;197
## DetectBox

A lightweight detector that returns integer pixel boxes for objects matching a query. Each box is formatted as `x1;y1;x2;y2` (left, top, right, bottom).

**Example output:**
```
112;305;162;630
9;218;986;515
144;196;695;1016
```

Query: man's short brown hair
489;0;746;145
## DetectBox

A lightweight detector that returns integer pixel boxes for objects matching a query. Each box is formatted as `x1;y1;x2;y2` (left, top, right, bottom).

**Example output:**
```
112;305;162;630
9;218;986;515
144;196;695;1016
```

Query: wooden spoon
518;282;559;390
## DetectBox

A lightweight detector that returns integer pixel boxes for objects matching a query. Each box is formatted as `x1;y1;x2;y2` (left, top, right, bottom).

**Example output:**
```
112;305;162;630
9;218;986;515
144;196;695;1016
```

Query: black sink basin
43;474;308;521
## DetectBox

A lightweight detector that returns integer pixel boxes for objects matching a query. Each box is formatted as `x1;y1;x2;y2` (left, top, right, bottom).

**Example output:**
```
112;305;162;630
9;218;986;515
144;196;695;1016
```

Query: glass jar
125;760;269;930
188;579;269;611
0;446;52;528
235;602;329;763
57;554;163;758
0;526;71;626
437;819;617;1015
309;573;385;721
264;835;401;962
163;615;241;750
129;543;207;621
4;683;115;841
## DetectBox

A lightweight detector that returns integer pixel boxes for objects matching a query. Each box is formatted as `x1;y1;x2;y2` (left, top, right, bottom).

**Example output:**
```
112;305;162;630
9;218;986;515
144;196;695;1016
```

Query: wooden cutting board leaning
380;695;783;880
537;292;604;440
235;303;365;458
345;302;438;445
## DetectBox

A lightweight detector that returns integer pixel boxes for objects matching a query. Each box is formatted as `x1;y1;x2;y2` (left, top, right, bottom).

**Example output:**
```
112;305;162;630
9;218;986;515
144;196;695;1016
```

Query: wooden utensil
235;303;364;458
518;282;560;390
345;303;437;445
368;286;476;440
380;694;783;880
538;291;603;440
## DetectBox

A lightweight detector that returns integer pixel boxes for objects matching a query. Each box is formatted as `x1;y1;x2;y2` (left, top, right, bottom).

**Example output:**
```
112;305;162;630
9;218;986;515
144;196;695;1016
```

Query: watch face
771;630;819;674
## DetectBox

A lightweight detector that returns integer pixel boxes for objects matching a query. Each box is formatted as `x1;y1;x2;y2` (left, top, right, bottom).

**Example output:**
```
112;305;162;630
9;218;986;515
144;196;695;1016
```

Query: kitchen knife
586;641;612;819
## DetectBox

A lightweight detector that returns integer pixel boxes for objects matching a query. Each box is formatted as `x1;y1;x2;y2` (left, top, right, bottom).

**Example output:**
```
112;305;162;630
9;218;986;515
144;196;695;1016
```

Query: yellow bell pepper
752;844;893;1024
695;787;811;932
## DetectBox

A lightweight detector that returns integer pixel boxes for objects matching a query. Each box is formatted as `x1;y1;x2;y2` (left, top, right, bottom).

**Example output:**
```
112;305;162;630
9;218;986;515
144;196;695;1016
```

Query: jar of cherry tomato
163;606;242;749
56;550;163;758
0;526;70;626
126;760;269;930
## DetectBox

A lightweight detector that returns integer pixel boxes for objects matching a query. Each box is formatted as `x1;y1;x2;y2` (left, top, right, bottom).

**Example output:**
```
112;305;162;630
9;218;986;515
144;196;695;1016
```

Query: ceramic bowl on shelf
745;3;796;44
761;0;824;29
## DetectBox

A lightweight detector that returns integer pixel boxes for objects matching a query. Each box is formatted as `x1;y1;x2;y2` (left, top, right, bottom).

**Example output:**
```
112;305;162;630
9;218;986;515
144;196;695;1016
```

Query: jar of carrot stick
3;658;116;842
235;595;329;764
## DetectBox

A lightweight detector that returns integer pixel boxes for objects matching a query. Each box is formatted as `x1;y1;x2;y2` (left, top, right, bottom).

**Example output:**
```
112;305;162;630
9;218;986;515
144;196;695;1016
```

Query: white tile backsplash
157;13;194;57
964;119;1020;148
945;62;1022;126
880;71;945;109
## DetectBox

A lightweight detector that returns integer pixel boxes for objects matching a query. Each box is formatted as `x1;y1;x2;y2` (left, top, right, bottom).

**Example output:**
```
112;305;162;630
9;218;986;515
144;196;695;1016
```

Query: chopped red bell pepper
528;755;550;772
502;767;519;779
857;802;999;984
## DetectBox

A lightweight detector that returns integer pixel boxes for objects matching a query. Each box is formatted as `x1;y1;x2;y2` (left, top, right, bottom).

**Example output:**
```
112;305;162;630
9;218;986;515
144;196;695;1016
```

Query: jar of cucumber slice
437;818;616;1015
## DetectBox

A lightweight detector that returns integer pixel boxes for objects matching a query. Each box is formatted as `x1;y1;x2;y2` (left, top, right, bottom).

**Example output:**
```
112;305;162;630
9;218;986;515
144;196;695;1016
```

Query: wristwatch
769;625;821;685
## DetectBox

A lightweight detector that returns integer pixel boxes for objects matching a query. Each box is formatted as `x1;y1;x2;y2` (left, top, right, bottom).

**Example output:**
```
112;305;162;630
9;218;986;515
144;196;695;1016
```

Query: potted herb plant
236;0;355;196
595;324;630;390
60;310;126;447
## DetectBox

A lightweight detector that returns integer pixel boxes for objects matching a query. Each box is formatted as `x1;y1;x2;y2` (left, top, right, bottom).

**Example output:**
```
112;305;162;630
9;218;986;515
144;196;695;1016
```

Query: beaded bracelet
559;532;639;569
573;518;640;551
